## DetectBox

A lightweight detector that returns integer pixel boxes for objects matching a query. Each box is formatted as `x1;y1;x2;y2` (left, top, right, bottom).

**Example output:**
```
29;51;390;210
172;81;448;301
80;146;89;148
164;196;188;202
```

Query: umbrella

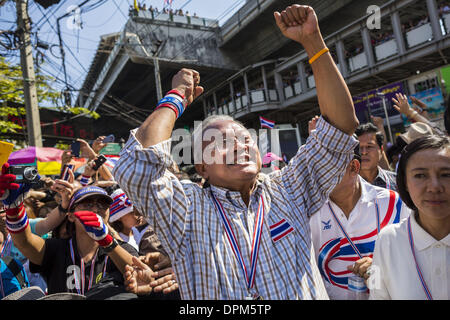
8;146;64;176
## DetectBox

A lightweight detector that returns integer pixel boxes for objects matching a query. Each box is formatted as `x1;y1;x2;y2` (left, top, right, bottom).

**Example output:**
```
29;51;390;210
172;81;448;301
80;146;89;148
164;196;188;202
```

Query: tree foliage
0;56;99;134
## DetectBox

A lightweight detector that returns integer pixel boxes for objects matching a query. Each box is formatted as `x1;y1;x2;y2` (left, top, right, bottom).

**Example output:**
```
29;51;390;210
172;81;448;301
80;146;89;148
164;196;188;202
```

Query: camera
92;155;107;171
9;165;44;188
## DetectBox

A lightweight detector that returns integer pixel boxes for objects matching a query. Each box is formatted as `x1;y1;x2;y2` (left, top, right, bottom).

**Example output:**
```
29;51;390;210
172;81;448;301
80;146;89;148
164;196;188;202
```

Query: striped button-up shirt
113;117;358;300
371;167;397;192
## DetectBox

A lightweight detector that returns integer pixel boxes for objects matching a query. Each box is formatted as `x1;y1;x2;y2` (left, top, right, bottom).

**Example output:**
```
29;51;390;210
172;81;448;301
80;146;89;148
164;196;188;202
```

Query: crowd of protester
129;2;197;18
1;5;449;301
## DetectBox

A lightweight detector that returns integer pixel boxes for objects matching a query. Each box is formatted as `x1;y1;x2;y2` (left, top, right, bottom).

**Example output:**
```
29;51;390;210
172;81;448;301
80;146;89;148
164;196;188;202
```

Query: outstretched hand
124;256;178;296
124;256;156;296
392;93;414;117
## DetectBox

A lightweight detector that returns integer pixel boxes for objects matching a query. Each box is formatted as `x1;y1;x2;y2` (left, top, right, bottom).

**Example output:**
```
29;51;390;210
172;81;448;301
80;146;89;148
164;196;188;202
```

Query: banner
405;87;446;126
353;82;405;123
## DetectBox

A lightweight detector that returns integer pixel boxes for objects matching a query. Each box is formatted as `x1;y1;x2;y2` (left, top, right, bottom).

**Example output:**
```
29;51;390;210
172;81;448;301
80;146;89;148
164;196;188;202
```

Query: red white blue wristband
80;175;90;186
166;89;185;101
155;103;179;118
156;95;185;119
6;205;29;234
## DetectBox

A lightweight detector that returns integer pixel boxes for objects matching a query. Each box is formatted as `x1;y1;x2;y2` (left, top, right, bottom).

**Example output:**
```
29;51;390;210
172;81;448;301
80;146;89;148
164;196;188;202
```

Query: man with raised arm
114;5;359;300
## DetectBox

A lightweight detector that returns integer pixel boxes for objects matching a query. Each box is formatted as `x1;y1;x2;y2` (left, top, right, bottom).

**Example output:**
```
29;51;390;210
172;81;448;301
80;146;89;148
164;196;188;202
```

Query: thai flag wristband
166;89;185;99
5;204;29;234
155;93;186;119
80;175;91;186
155;103;179;118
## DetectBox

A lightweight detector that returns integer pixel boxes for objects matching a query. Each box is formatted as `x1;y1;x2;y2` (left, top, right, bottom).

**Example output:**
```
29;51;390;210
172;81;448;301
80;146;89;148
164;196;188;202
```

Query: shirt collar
209;177;264;208
410;213;449;251
375;166;387;181
358;175;378;204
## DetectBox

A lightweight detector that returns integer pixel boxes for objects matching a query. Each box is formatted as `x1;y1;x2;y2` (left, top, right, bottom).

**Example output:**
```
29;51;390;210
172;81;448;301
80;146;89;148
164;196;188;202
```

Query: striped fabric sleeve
112;129;191;259
281;117;358;219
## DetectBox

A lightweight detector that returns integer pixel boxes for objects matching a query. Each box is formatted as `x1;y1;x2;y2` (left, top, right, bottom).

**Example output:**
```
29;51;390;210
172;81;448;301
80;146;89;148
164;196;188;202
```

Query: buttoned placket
430;241;448;299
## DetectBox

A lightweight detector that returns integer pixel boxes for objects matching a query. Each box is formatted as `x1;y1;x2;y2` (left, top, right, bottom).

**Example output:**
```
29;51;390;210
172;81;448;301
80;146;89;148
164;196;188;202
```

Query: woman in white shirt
369;134;450;300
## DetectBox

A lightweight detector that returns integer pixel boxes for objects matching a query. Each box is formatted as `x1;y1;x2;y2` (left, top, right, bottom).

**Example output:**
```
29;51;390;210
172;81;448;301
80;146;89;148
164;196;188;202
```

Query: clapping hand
124;256;156;295
124;255;178;295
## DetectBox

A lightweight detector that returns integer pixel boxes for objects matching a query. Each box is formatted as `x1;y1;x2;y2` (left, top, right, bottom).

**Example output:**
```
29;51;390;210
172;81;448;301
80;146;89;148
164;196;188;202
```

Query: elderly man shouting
114;4;359;300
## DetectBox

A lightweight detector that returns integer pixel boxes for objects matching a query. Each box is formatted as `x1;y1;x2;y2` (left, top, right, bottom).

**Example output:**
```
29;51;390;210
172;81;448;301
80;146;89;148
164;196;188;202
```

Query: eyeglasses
211;135;256;152
75;200;110;211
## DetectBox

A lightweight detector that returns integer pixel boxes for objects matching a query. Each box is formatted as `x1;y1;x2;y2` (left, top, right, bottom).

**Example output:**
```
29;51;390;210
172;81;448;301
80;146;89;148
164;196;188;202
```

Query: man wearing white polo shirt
309;146;411;300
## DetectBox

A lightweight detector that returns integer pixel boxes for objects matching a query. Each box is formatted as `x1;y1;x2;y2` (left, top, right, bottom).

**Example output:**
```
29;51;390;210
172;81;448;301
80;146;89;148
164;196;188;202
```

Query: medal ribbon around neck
407;216;433;300
327;201;381;259
69;239;108;295
211;191;265;292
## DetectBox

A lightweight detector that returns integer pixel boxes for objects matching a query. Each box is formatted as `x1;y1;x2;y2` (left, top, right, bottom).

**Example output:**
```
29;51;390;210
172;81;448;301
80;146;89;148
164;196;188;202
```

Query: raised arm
0;163;46;265
34;169;76;236
274;5;358;134
135;68;204;148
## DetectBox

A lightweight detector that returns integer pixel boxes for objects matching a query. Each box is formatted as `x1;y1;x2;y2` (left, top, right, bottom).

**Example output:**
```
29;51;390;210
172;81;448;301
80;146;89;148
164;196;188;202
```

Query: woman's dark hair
396;134;450;211
111;220;124;233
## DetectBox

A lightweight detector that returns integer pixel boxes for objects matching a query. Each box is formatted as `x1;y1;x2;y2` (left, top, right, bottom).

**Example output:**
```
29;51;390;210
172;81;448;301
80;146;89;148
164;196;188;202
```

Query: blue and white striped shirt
113;117;358;299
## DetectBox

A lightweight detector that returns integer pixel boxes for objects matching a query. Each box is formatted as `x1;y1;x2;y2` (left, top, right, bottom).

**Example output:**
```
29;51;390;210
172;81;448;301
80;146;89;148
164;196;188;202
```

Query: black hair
396;134;450;211
352;136;361;162
111;220;124;233
386;136;408;164
354;122;384;148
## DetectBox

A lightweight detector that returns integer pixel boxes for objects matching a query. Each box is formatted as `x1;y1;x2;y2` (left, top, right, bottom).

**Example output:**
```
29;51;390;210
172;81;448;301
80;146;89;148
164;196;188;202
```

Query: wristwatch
102;238;119;253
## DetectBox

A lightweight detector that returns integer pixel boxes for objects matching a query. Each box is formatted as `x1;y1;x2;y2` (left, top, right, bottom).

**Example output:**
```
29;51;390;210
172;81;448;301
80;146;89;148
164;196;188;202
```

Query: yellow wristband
308;47;329;65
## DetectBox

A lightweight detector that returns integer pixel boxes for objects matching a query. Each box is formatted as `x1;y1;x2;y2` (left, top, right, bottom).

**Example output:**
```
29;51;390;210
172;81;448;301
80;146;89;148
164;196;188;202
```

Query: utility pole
152;40;165;101
16;0;43;147
376;92;394;144
153;56;163;101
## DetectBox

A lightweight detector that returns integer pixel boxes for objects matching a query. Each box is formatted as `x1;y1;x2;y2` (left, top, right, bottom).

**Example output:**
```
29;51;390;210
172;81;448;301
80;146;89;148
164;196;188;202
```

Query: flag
164;0;173;5
259;116;275;129
103;155;120;171
134;0;139;11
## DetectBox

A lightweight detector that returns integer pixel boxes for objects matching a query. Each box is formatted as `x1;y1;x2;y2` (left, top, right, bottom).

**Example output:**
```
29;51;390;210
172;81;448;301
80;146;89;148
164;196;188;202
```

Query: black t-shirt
29;236;138;295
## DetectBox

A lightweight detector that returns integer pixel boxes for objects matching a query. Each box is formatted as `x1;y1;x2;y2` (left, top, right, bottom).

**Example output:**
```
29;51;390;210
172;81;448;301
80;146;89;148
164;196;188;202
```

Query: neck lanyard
407;216;433;300
210;191;265;296
327;200;381;259
69;239;108;295
0;234;12;258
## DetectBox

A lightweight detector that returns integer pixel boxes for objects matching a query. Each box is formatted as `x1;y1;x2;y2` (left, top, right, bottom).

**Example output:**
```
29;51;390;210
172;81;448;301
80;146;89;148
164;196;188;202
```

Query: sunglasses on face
75;199;110;211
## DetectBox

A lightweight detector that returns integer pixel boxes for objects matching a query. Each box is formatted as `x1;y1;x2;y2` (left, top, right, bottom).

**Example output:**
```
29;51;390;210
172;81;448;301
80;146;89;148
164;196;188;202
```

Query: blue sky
0;0;245;105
